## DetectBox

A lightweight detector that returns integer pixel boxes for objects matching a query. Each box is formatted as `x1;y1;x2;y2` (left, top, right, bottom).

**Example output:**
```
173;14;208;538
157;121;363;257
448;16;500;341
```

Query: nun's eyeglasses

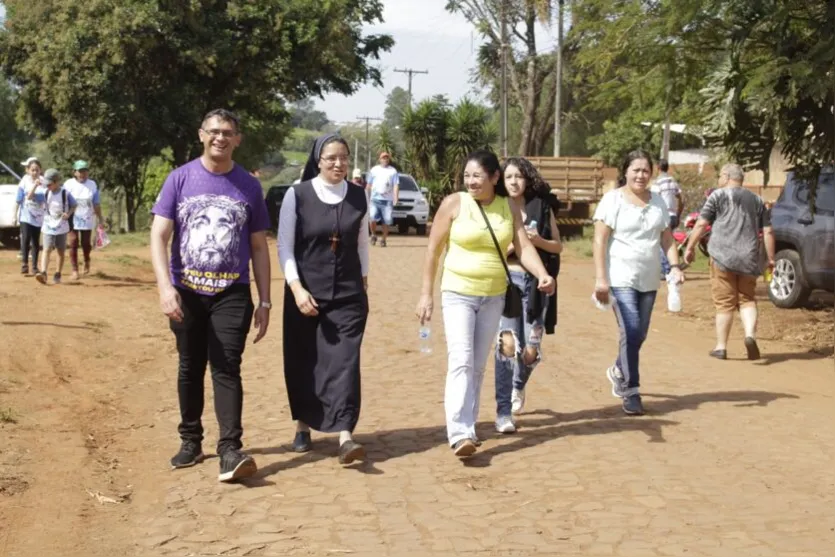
322;155;349;165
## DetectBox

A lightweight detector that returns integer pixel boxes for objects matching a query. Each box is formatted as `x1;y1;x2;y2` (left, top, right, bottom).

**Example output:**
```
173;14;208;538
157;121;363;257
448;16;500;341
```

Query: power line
394;68;429;107
356;115;383;171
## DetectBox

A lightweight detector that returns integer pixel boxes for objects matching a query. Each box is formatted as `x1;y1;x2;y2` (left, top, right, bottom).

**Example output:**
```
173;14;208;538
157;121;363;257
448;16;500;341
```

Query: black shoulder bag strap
475;201;513;284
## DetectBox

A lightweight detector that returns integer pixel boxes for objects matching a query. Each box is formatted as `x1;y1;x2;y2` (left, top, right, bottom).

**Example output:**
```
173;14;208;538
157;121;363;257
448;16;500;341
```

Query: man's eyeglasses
202;128;238;139
322;155;349;165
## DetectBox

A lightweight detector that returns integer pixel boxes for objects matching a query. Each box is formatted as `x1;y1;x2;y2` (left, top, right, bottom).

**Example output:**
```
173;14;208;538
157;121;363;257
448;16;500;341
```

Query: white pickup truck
0;160;22;247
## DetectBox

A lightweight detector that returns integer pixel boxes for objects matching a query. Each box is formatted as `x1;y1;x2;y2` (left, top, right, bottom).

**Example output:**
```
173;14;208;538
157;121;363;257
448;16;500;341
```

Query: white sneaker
606;366;626;398
495;415;516;434
511;388;526;414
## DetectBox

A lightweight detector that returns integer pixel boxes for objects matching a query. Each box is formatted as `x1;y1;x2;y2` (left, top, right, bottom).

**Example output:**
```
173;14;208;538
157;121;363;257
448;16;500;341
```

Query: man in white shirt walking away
651;159;683;276
366;152;399;247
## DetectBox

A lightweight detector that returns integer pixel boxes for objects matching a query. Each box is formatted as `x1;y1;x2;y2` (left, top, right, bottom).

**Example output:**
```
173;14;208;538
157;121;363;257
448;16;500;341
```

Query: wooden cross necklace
329;181;347;254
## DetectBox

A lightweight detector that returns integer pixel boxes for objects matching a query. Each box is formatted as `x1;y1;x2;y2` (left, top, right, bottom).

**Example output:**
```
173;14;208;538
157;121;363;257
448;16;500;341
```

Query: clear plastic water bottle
419;325;432;354
666;275;682;312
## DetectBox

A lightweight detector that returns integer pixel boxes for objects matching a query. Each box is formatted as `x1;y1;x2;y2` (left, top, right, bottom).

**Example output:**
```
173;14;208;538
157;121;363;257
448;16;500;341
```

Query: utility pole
500;0;508;158
394;68;429;107
356;115;382;171
553;0;564;157
354;138;359;171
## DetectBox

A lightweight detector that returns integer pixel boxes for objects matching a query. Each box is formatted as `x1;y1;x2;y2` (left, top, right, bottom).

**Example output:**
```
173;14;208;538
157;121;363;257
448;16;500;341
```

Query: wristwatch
259;301;272;309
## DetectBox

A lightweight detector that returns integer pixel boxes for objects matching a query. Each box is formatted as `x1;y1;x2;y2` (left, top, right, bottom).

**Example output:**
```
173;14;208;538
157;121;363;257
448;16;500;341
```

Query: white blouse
278;177;370;285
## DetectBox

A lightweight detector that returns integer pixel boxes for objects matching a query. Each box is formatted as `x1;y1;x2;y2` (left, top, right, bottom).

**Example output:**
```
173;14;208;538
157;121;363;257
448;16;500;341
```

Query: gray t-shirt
700;187;770;276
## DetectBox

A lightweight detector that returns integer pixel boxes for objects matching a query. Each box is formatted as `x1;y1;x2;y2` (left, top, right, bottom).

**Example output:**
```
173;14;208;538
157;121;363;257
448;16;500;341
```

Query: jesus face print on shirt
178;194;248;272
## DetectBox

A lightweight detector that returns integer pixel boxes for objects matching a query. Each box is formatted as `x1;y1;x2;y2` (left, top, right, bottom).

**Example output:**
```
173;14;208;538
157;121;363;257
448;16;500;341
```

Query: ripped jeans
495;270;549;417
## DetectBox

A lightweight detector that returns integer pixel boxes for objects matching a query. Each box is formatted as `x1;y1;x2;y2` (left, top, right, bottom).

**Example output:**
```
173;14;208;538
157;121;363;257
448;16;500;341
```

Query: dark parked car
768;168;835;308
265;184;292;232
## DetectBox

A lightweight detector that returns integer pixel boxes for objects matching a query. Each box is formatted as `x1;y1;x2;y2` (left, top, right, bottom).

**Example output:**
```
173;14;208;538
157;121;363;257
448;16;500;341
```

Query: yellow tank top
441;192;514;297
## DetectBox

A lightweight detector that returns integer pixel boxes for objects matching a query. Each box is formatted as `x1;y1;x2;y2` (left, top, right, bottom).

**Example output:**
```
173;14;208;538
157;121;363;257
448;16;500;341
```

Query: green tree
447;0;557;156
401;97;494;194
402;98;449;182
0;0;393;230
569;0;715;163
701;1;834;184
444;99;497;188
375;124;398;164
383;86;410;131
289;99;329;131
0;78;31;178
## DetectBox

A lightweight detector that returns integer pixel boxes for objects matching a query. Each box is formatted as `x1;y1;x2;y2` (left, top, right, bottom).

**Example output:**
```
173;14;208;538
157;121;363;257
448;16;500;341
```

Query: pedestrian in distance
13;157;47;276
684;163;775;361
35;168;76;285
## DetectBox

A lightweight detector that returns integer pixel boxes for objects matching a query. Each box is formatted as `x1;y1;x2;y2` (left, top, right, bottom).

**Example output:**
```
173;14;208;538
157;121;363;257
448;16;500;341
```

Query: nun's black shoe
293;431;312;453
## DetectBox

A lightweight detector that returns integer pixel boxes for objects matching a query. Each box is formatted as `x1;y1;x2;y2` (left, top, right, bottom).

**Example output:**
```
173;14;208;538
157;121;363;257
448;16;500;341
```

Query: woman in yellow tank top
415;150;555;459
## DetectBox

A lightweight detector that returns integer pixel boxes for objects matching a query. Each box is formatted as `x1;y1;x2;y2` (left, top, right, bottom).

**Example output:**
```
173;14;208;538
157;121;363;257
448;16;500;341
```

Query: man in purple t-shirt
150;109;272;483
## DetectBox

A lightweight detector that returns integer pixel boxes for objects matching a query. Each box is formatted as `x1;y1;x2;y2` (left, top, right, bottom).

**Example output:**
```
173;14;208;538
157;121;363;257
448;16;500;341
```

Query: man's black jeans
170;284;254;455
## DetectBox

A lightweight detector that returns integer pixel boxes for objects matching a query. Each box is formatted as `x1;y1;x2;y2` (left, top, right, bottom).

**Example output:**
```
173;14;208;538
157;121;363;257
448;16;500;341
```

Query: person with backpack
36;169;76;285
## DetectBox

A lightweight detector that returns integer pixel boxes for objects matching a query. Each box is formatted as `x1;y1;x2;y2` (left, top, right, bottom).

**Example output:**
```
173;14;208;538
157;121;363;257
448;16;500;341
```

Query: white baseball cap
352;168;362;179
21;156;39;167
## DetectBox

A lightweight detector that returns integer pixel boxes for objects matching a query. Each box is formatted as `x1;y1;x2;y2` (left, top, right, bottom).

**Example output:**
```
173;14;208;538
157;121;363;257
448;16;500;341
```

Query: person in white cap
13;157;46;275
63;159;104;279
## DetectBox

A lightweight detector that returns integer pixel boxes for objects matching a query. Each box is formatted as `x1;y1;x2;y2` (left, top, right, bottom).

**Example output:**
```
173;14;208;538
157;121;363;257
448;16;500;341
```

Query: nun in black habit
277;134;370;465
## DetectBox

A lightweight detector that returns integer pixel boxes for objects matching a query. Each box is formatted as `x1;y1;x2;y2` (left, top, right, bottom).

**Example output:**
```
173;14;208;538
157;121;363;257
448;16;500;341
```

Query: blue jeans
660;214;679;276
611;287;657;396
369;199;393;225
494;271;548;417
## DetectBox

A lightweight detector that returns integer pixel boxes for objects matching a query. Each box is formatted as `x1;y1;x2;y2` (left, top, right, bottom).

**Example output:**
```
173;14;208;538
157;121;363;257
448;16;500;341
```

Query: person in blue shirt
13;157;47;275
36;169;77;285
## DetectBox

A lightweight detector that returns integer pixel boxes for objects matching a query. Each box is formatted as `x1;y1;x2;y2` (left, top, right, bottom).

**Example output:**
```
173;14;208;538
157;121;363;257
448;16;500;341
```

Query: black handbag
476;202;523;319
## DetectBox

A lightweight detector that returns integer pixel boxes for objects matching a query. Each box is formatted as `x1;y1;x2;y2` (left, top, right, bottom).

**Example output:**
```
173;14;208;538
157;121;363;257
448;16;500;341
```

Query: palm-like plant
401;99;449;182
375;124;398;163
444;99;497;189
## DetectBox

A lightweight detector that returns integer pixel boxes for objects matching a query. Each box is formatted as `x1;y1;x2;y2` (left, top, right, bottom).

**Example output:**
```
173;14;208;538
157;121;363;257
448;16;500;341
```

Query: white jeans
441;291;505;446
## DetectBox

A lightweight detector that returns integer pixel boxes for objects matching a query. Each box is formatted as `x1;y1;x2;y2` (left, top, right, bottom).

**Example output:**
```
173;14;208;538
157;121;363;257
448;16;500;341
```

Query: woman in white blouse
277;134;370;465
593;150;685;416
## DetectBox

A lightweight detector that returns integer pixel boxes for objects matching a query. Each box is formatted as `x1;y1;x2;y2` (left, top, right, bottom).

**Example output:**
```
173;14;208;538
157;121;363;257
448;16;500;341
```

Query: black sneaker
218;449;257;483
622;394;645;416
170;440;204;469
21;266;29;275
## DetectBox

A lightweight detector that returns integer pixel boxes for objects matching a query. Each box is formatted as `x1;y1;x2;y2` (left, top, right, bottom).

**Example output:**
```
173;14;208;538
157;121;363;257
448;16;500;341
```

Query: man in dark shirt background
685;163;775;361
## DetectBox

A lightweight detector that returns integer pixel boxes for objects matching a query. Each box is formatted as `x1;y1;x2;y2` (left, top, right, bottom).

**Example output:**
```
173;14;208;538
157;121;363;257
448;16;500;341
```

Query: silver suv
392;173;429;235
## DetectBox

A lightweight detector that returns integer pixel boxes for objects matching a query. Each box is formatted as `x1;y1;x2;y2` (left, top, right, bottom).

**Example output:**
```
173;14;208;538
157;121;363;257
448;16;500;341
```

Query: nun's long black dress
283;180;369;433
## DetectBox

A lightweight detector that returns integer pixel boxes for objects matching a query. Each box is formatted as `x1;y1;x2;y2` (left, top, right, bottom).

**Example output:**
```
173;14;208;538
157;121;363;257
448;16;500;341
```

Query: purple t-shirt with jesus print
152;158;270;296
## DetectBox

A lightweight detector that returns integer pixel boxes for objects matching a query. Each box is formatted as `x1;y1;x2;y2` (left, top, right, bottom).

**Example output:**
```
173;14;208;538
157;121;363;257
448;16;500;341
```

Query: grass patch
107;231;150;249
563;226;595;258
108;254;148;267
0;408;18;424
281;150;309;165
